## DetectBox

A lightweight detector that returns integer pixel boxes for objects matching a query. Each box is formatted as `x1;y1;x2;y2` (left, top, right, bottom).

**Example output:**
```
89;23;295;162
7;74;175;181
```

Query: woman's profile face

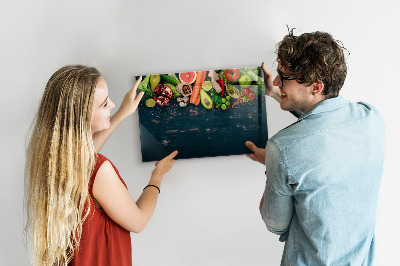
91;77;115;133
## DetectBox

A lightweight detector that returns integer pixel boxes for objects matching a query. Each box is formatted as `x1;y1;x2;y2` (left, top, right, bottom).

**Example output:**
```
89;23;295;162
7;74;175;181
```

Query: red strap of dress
88;153;108;200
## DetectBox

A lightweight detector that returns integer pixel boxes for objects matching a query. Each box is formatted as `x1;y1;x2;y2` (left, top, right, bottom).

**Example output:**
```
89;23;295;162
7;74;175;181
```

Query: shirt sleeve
260;139;294;241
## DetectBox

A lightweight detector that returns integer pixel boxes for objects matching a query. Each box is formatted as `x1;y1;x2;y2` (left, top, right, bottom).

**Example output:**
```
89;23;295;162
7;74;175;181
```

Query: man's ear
312;82;324;96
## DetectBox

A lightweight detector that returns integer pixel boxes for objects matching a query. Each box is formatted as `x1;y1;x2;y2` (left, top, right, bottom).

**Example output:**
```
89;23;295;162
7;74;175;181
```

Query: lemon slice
145;98;156;107
202;81;213;91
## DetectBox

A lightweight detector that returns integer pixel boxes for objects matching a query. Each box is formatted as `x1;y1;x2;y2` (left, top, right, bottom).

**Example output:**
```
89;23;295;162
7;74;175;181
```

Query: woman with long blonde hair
25;65;177;265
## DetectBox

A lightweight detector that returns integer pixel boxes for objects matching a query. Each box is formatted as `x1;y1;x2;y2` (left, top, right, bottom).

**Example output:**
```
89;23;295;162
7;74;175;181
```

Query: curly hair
277;30;348;98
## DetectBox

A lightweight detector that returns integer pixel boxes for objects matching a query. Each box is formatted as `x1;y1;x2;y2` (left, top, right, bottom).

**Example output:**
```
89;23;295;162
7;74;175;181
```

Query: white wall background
1;0;399;265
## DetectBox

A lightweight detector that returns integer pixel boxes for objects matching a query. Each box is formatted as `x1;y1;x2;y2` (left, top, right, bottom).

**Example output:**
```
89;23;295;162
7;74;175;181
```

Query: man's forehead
277;63;295;76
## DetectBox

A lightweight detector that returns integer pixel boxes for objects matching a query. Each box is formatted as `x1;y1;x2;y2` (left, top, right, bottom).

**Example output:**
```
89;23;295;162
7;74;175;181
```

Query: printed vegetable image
218;78;225;97
136;66;263;110
248;92;256;101
200;89;213;109
202;81;213;91
161;74;179;86
145;98;156;107
137;75;155;99
176;83;192;97
226;85;240;99
150;74;161;90
153;84;173;106
179;72;197;84
190;71;206;105
239;74;252;88
135;66;268;162
225;69;240;81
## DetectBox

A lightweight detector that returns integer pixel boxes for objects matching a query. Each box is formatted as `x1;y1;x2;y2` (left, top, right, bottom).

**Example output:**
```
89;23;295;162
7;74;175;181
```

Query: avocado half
150;74;161;90
200;89;213;109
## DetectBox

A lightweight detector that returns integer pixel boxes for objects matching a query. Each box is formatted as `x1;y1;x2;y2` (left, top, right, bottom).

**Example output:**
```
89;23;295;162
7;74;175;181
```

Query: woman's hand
115;76;144;120
262;62;281;103
245;141;266;165
92;77;144;152
152;150;178;179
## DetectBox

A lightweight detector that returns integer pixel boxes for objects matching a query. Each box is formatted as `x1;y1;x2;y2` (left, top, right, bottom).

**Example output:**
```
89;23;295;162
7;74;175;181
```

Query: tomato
243;88;249;96
225;69;240;81
248;92;256;100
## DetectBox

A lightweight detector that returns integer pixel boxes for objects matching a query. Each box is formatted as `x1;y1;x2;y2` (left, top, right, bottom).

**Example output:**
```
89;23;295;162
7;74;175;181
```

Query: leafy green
241;67;260;82
219;70;225;80
137;75;155;99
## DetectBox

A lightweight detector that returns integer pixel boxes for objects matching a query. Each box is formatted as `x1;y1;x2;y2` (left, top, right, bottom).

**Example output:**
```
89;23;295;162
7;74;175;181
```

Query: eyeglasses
277;70;297;86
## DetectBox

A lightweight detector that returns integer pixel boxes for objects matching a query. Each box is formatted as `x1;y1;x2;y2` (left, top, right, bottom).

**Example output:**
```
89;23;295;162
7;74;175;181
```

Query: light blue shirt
261;96;385;265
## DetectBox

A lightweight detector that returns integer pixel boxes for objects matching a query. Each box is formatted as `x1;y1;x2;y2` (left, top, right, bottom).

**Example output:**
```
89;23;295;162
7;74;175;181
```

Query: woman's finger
129;76;142;97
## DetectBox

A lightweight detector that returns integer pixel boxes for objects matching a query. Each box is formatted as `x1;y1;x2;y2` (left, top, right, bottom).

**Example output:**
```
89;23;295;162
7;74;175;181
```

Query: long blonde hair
25;65;101;265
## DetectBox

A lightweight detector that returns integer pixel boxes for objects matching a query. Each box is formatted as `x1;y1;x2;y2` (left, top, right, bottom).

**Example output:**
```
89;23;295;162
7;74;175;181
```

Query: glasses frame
277;70;297;86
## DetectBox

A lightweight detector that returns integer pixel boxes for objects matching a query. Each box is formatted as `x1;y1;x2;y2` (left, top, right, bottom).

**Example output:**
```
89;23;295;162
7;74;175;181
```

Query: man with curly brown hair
246;30;385;265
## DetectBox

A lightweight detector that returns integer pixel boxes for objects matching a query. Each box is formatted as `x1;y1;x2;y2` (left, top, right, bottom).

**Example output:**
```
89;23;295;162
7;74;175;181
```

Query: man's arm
259;140;294;239
245;138;294;238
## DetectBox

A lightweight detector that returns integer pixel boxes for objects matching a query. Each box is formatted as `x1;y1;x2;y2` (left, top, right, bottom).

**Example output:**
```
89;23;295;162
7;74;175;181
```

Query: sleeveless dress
69;153;132;266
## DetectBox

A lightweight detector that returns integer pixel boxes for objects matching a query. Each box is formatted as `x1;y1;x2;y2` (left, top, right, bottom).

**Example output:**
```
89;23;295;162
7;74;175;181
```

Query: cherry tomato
243;88;249;96
248;92;256;100
225;69;240;81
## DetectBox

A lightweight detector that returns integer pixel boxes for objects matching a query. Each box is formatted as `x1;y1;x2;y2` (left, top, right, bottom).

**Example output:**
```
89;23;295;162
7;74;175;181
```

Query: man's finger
261;62;271;76
245;141;258;152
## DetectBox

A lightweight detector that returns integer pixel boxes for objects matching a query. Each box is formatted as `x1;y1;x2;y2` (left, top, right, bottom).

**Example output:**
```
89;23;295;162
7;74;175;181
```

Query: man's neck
301;95;327;113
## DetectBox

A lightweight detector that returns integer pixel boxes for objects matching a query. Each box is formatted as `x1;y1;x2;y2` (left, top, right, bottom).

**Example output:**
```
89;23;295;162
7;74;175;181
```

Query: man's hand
245;141;266;165
262;62;281;103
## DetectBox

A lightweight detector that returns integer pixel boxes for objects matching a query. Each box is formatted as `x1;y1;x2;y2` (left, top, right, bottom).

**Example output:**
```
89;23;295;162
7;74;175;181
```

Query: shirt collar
298;95;350;121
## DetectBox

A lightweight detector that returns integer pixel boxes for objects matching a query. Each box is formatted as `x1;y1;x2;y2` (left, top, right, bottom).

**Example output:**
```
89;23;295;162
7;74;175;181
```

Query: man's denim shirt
261;96;385;265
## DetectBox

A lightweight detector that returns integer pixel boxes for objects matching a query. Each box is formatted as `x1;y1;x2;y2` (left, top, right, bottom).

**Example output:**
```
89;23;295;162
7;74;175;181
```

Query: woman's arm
92;77;144;152
93;150;178;233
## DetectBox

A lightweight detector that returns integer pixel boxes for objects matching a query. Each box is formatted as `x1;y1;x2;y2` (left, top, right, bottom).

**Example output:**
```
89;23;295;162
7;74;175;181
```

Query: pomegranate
153;84;164;97
154;96;170;106
162;85;173;98
152;84;173;99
